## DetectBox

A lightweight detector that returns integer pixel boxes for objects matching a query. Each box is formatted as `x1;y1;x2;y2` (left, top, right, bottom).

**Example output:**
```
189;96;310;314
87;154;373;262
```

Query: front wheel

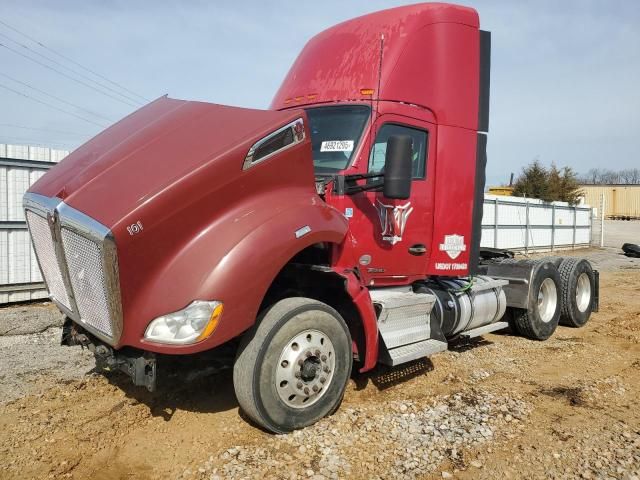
233;297;352;433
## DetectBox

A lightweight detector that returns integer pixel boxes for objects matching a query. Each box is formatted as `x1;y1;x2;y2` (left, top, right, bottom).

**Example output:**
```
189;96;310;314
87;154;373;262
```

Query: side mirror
383;135;413;199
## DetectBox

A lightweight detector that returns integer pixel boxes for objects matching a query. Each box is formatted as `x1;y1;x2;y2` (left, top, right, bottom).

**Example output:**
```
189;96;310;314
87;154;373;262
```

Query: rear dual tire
510;261;561;340
557;258;595;327
233;297;352;433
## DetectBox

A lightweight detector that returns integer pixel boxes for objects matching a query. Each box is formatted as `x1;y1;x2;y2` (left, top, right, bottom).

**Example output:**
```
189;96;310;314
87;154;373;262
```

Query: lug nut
312;385;319;392
323;366;330;373
304;387;310;394
297;381;303;389
298;359;304;366
315;349;321;356
320;377;326;384
295;371;301;378
321;355;327;362
305;351;312;357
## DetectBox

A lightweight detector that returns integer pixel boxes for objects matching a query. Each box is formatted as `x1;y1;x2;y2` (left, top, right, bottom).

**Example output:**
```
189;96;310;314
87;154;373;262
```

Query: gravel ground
0;326;94;403
0;247;638;480
591;219;640;249
0;302;64;336
199;390;531;480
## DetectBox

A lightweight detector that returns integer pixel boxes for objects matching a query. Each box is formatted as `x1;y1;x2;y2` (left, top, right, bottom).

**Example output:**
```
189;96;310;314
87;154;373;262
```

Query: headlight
144;300;223;345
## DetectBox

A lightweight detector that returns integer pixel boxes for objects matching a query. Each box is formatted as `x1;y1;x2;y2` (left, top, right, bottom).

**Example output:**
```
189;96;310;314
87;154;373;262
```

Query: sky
0;0;638;186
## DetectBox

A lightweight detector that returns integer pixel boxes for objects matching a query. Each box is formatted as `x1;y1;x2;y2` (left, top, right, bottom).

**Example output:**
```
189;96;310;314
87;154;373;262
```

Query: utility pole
600;192;605;248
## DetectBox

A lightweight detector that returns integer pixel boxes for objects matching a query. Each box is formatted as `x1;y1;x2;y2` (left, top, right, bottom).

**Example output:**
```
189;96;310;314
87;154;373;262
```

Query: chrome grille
23;192;122;344
61;228;113;337
25;211;71;308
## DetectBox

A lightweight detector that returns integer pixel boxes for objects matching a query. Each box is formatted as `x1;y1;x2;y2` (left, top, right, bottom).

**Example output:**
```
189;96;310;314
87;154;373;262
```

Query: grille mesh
61;228;113;337
26;211;71;308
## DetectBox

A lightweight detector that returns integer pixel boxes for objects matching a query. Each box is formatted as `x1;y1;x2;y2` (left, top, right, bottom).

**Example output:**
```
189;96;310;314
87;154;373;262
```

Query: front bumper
62;318;157;391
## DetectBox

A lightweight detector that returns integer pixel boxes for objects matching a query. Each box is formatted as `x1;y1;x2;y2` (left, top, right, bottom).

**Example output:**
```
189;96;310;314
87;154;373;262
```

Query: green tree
558;166;582;204
547;163;562;202
512;161;583;204
512;160;552;201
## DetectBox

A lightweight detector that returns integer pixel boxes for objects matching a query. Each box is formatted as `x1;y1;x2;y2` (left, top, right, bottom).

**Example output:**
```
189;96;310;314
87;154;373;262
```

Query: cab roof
271;2;481;130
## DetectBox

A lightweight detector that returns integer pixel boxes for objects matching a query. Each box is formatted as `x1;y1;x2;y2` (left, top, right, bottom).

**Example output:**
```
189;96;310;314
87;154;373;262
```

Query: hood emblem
126;221;143;236
376;200;413;245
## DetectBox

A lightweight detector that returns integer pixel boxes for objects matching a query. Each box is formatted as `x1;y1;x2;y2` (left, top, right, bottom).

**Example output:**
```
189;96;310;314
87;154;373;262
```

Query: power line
0;123;92;137
0;17;149;103
0;71;113;123
0;82;108;128
0;42;140;108
0;30;145;106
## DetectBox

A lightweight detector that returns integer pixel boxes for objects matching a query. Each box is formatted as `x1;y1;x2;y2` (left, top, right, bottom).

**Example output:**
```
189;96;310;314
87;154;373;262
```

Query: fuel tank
416;276;507;338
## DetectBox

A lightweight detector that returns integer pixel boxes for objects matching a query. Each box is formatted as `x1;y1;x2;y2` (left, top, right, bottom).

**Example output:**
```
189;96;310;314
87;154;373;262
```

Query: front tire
233;297;352;433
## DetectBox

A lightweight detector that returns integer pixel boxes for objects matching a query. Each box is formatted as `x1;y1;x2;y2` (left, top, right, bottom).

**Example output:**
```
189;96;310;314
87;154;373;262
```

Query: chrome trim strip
23;192;62;218
23;192;74;310
242;118;305;170
23;192;123;346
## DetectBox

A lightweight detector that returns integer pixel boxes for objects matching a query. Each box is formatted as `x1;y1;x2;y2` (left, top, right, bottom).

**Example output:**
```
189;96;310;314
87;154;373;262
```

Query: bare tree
576;168;640;185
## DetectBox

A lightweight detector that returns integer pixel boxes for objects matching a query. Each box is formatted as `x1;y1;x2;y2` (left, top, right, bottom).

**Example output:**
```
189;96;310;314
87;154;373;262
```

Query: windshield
305;105;370;174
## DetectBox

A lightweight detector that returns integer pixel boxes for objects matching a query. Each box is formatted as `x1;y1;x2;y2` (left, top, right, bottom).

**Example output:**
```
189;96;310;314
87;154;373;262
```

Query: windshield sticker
320;140;354;152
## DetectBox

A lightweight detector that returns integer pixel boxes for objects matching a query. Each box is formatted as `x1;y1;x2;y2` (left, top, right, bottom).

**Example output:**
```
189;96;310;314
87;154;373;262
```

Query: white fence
480;194;592;252
0;145;593;304
0;144;68;303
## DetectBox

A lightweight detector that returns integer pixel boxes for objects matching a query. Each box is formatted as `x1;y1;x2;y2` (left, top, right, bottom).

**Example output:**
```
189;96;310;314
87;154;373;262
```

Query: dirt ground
0;247;638;480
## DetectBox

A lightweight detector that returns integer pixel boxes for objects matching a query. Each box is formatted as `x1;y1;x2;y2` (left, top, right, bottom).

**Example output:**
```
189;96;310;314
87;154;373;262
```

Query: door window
368;124;428;179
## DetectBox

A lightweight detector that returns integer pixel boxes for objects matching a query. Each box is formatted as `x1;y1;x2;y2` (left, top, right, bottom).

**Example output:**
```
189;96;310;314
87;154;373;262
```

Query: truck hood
29;96;304;228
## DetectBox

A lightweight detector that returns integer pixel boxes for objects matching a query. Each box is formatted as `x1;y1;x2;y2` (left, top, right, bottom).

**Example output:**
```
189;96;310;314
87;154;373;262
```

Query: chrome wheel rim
276;329;335;409
576;273;591;313
538;278;558;323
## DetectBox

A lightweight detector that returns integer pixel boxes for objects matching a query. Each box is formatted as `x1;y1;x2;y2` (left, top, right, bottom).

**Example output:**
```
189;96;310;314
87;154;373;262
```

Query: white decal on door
439;234;467;259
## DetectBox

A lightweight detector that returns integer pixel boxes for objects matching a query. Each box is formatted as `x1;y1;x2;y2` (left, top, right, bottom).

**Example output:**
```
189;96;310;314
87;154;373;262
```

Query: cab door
349;113;436;285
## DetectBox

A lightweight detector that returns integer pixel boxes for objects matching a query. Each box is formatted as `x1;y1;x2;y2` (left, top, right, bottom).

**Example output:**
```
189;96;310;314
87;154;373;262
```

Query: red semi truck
24;3;598;433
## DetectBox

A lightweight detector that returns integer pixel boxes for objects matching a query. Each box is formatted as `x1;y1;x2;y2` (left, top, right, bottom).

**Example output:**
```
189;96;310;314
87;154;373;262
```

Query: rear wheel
511;261;561;340
233;297;352;433
558;258;595;327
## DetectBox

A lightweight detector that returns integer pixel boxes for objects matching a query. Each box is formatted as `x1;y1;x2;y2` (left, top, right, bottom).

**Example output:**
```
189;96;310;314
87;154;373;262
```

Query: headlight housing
144;300;223;345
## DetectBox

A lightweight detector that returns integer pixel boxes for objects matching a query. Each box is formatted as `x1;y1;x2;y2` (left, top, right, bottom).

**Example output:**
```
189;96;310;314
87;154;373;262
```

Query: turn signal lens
196;303;224;341
360;88;375;95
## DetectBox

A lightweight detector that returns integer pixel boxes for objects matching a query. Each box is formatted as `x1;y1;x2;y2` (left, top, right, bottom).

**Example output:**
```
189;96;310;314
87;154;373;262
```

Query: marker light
360;88;375;95
144;301;223;345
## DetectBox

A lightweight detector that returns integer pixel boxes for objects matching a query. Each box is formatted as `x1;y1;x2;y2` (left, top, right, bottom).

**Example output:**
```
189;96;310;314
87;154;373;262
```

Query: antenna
360;33;384;170
375;33;385;121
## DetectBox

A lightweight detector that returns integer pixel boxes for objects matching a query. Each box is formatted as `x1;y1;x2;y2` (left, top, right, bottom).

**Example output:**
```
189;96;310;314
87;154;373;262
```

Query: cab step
382;338;448;366
459;321;509;339
369;289;446;366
